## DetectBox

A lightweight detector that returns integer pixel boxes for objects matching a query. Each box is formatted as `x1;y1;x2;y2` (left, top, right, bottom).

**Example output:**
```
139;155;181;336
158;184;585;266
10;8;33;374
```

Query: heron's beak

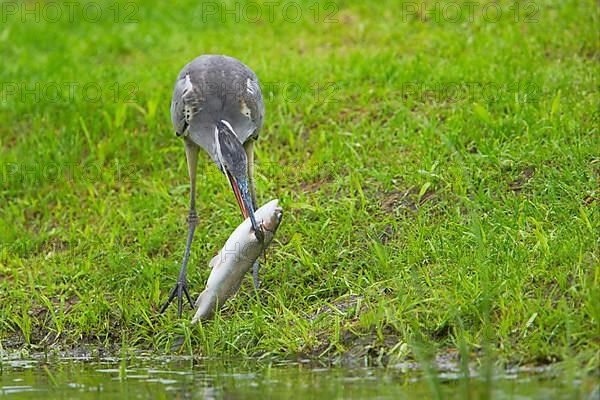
225;170;263;242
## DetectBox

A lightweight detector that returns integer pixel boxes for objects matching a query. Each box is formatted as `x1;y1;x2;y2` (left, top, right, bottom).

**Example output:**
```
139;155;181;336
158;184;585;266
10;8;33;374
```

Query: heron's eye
240;100;252;119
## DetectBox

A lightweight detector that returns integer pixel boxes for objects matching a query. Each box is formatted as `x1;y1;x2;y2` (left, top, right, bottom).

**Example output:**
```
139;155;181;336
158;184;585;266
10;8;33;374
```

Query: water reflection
0;353;597;399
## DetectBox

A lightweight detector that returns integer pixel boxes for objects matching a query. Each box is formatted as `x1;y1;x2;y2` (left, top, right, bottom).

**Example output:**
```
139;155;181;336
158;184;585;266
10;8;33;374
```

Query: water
0;353;597;399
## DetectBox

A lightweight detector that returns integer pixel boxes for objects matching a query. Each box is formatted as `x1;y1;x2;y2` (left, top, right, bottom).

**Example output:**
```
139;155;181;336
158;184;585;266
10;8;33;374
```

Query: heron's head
214;120;263;241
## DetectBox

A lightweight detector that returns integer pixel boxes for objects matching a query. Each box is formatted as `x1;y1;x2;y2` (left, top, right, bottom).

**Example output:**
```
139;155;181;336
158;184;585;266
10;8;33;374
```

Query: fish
192;199;283;323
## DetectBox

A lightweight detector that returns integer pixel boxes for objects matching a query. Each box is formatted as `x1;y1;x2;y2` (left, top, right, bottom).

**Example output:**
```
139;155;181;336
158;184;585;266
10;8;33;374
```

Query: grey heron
159;55;265;317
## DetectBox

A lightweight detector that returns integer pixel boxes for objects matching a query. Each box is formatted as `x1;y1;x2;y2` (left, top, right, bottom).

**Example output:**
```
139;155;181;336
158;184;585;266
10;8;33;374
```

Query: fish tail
192;290;216;323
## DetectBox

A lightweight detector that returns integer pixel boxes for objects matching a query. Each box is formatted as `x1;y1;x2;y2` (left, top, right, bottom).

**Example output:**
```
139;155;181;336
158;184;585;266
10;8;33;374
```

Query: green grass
0;0;598;372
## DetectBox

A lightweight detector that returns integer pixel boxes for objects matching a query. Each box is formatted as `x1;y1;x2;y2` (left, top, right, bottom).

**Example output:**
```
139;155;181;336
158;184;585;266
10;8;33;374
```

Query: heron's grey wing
170;73;204;137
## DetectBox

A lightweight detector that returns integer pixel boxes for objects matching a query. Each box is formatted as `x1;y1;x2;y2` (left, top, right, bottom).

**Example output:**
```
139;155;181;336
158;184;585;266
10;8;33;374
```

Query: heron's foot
159;279;194;317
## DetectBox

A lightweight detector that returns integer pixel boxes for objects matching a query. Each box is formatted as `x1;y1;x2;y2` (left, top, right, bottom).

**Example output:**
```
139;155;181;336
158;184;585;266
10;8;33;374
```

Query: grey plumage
170;54;264;164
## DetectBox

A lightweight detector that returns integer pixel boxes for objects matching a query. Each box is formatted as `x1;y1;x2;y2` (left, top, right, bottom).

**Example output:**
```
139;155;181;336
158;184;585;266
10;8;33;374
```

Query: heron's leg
252;260;261;291
244;140;262;291
160;142;198;316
